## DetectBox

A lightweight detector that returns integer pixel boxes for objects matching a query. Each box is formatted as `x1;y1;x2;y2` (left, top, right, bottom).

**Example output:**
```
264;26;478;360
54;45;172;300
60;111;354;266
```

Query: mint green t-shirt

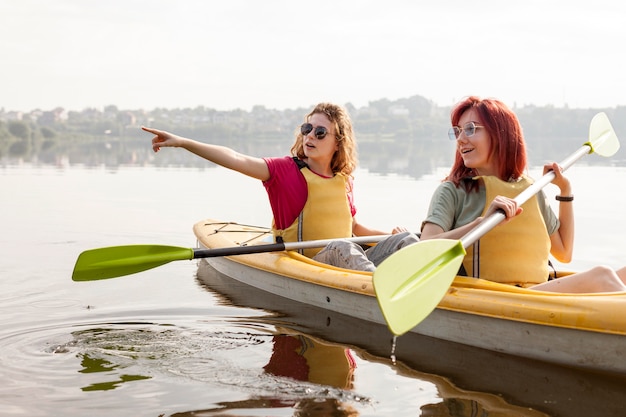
422;180;558;235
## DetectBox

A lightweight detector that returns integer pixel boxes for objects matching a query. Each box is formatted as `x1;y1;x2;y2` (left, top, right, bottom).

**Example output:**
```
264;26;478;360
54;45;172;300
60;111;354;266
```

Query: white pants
312;232;419;272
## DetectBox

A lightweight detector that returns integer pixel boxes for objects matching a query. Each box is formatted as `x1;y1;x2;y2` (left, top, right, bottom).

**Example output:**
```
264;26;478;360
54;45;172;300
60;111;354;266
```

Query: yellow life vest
462;175;550;286
272;166;353;257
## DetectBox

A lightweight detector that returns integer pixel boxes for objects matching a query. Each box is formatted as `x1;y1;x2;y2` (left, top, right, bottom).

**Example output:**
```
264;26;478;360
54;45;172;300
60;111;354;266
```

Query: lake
2;158;626;417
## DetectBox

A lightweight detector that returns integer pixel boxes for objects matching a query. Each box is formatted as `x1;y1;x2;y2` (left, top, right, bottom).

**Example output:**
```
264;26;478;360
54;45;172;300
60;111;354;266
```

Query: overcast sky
2;0;625;112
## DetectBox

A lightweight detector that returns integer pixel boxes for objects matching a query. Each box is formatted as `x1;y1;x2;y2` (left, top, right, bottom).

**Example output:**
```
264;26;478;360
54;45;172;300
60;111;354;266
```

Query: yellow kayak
194;219;626;375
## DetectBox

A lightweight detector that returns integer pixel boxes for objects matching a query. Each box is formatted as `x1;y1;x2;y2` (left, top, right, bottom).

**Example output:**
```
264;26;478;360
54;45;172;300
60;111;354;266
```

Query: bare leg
531;265;626;293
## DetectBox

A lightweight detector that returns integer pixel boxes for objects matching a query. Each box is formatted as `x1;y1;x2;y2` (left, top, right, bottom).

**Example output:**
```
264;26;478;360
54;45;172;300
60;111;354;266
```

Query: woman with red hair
420;96;626;292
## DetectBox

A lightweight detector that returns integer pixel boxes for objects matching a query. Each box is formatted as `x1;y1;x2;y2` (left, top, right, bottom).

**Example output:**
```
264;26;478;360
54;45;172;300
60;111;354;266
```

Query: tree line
2;95;625;175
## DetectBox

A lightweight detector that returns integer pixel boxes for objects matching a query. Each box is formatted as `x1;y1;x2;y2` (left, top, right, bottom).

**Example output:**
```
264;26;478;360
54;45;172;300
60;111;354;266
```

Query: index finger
141;126;159;134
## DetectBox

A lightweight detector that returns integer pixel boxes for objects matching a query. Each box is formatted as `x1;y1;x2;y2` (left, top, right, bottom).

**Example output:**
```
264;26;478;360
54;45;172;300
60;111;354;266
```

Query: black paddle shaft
192;243;287;259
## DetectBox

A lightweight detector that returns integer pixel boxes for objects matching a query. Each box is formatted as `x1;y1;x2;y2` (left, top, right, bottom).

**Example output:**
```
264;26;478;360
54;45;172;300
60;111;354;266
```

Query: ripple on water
0;314;372;416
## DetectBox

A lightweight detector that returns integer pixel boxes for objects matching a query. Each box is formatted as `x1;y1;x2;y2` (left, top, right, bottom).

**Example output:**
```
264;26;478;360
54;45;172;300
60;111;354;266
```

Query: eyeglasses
448;121;484;140
301;123;332;140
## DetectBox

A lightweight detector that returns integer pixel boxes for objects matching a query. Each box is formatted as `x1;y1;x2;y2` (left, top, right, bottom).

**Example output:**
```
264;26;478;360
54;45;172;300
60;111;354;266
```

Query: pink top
262;156;356;230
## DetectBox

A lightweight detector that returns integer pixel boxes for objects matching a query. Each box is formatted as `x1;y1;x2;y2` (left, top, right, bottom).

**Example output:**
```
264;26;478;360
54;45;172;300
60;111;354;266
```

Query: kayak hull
194;219;626;374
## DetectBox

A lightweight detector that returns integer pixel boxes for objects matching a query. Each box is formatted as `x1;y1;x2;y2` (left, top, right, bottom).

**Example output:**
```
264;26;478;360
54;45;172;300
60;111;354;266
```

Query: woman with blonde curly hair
143;102;417;271
290;102;358;177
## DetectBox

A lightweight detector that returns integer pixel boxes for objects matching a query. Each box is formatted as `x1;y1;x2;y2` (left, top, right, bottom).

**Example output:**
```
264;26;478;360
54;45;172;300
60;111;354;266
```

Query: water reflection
73;327;154;392
43;318;370;415
3;133;622;181
38;301;548;416
80;359;151;392
264;332;355;389
2;138;453;179
195;260;626;417
0;313;547;417
172;343;359;417
172;397;358;417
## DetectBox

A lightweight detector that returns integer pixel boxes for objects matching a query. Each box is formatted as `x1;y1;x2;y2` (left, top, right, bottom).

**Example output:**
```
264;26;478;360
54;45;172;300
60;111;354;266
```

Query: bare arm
352;217;387;236
545;162;574;262
352;217;412;237
420;220;479;241
421;195;522;241
142;126;270;181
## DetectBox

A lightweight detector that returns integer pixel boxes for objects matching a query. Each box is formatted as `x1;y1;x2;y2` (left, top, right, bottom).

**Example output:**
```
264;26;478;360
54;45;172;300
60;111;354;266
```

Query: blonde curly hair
290;102;358;177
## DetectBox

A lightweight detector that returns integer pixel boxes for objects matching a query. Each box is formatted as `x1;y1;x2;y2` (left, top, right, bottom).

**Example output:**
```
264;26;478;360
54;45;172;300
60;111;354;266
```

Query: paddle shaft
72;234;394;281
192;235;391;259
460;144;591;248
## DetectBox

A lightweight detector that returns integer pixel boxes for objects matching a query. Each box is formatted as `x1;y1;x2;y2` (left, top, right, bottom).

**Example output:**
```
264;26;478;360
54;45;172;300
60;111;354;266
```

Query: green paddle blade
587;112;620;157
373;239;466;335
72;245;194;281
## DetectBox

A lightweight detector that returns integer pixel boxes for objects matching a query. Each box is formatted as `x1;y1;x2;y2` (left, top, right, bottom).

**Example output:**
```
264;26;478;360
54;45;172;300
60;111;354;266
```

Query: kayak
193;219;626;375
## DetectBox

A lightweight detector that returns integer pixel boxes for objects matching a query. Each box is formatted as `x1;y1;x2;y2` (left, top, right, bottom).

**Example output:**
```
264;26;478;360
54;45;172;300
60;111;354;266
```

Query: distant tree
368;98;392;115
398;95;433;118
9;139;30;156
611;106;626;137
8;121;31;140
40;126;57;139
41;139;57;152
0;121;10;141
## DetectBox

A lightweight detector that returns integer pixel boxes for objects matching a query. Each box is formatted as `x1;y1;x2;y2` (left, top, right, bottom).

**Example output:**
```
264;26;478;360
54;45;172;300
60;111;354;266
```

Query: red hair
446;96;527;190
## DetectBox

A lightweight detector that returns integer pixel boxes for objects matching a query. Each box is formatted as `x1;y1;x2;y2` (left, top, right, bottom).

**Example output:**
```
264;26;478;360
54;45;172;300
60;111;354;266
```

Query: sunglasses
301;123;332;140
448;121;484;140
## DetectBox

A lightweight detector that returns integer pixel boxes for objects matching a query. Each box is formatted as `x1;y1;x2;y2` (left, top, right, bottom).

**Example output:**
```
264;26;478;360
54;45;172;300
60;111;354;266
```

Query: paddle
373;112;620;336
72;234;392;282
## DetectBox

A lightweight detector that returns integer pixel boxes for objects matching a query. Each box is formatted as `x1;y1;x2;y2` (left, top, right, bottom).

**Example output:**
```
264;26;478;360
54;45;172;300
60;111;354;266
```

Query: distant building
38;107;68;125
388;105;410;116
3;110;24;121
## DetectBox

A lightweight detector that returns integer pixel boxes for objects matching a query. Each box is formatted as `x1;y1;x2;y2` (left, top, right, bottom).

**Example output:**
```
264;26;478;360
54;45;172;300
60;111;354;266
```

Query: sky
2;0;625;113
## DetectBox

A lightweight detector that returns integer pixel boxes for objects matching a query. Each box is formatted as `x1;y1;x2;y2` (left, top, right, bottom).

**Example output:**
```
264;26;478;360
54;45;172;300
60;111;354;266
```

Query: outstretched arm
142;126;270;181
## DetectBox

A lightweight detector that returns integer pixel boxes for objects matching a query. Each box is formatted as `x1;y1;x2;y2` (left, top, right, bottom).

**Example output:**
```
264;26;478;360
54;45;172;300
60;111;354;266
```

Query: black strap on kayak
547;260;558;280
471;240;480;278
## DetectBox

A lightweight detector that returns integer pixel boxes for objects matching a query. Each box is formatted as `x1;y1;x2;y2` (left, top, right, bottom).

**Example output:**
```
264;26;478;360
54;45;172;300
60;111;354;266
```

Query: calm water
2;161;626;417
